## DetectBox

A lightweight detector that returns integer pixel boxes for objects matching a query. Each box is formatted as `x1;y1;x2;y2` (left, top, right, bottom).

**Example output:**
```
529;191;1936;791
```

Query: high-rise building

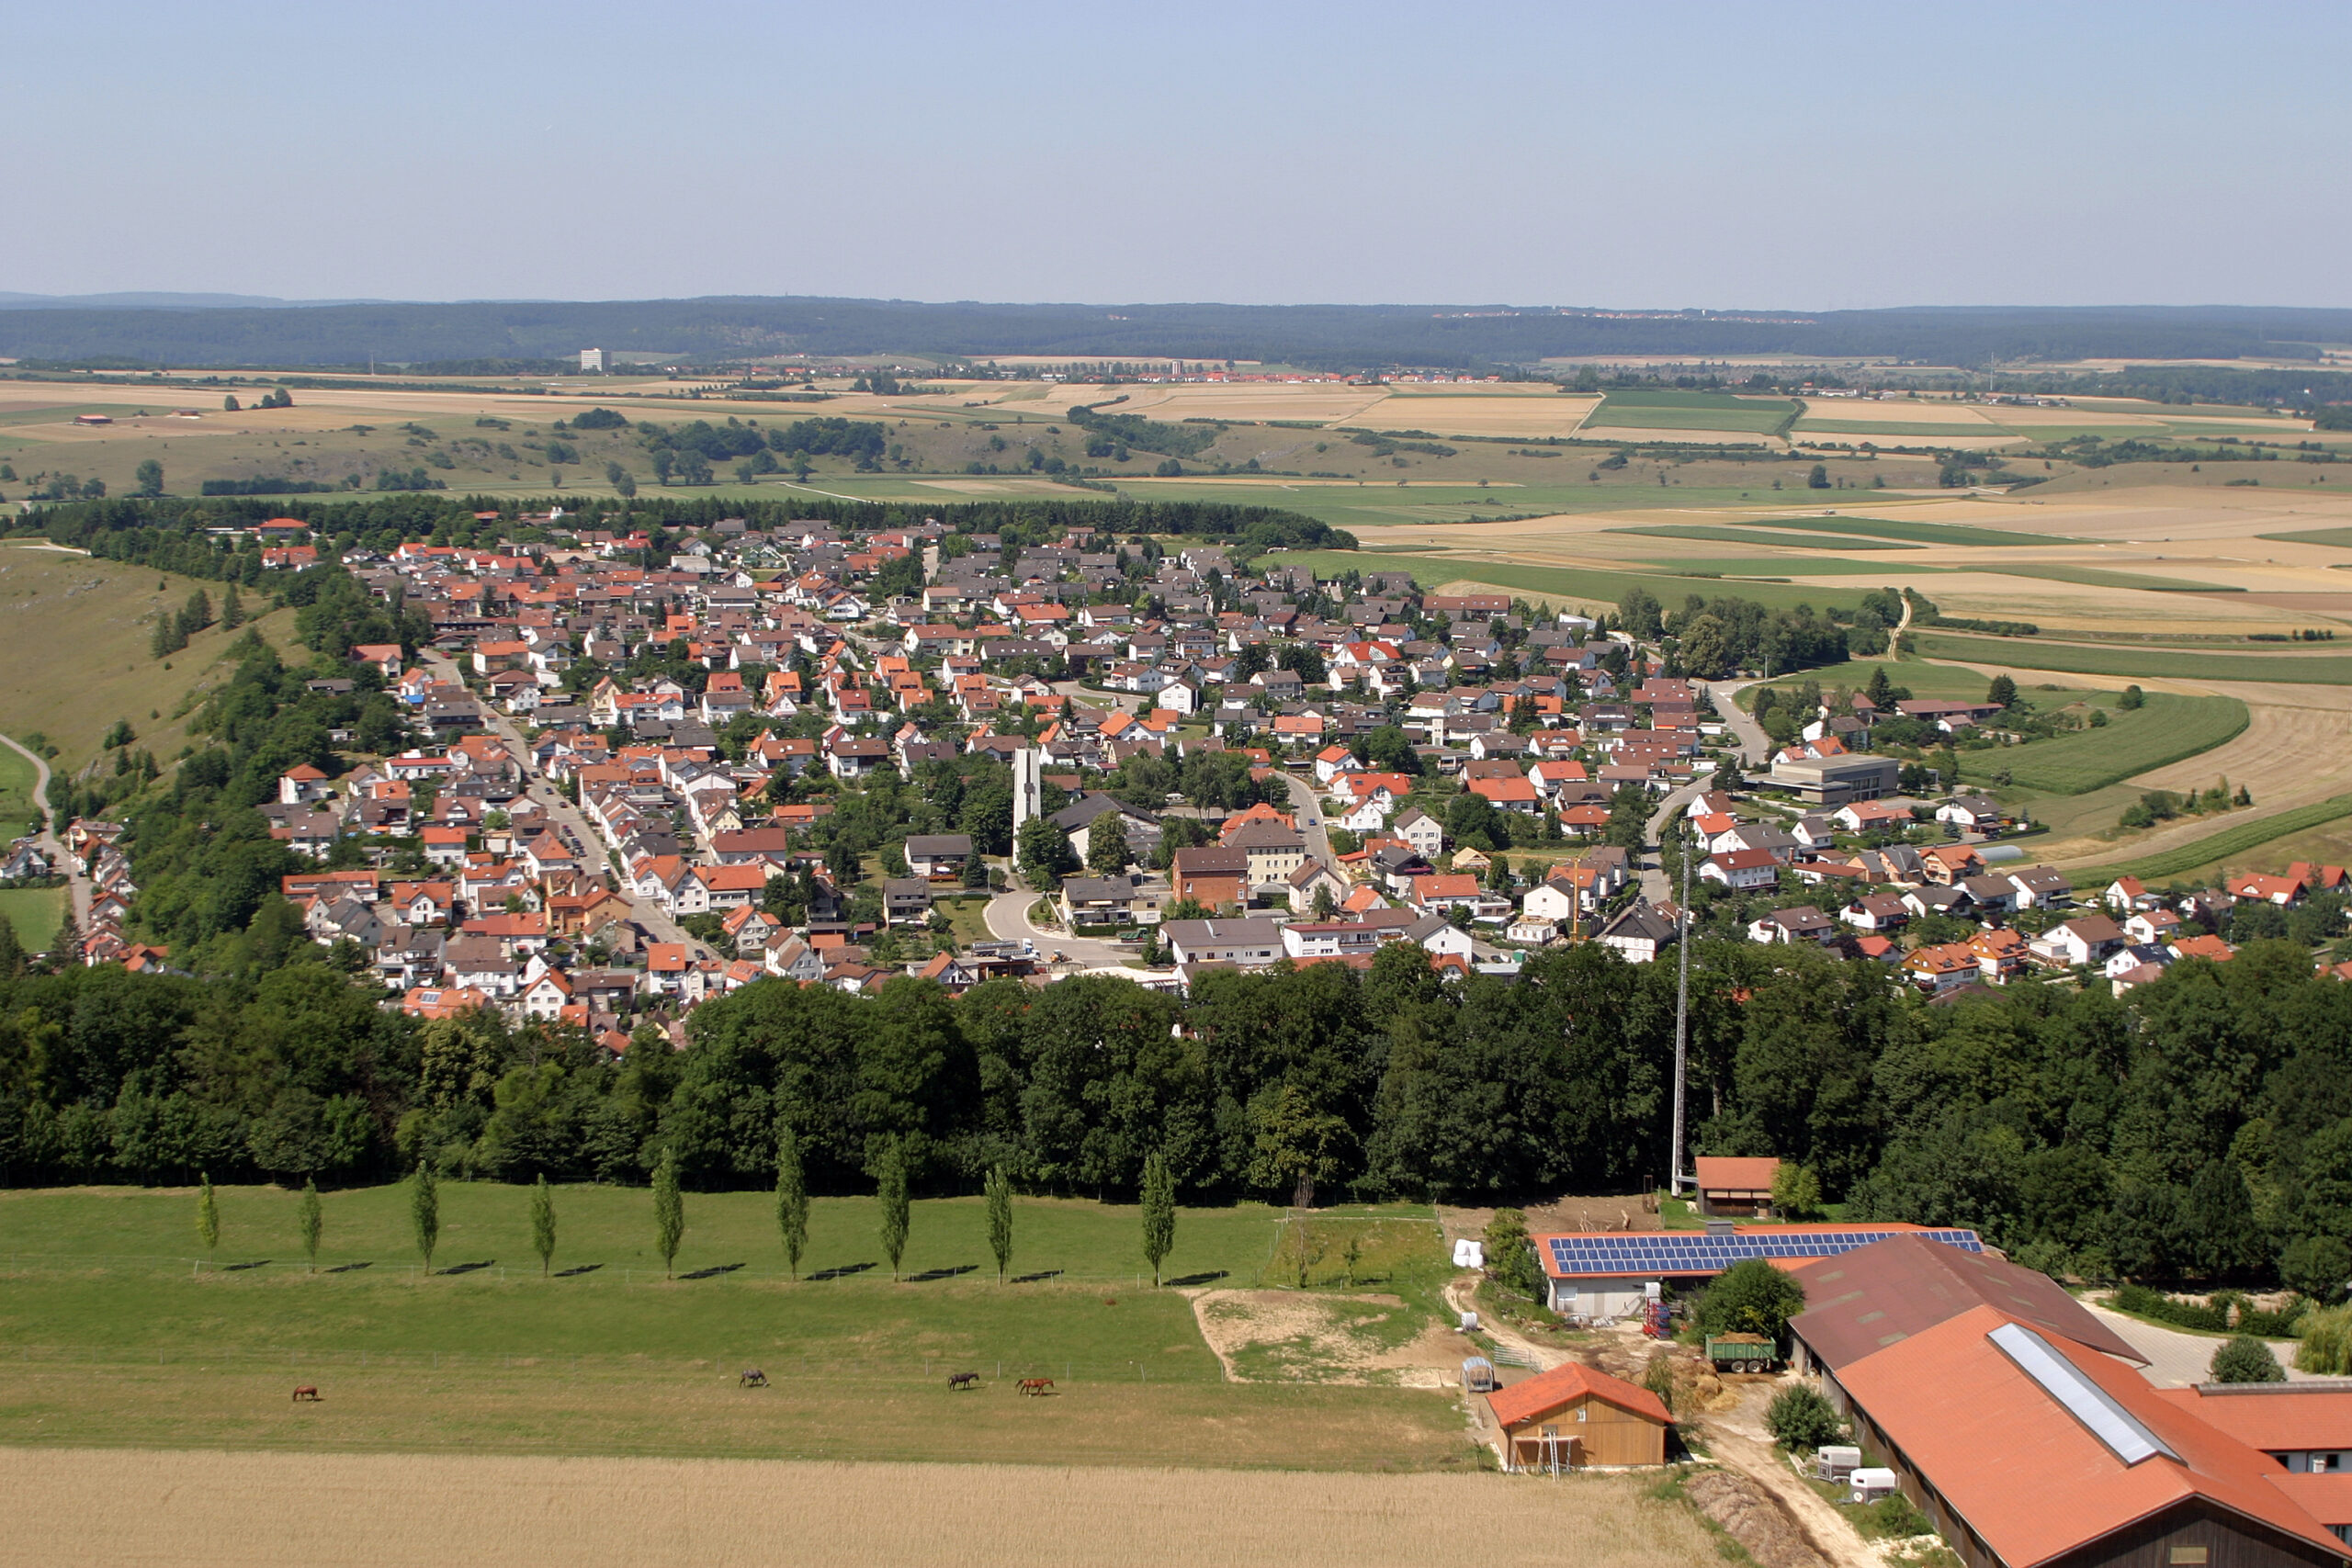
579;348;609;374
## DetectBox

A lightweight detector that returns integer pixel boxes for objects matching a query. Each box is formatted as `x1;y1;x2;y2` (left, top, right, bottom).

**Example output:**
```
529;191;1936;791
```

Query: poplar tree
297;1179;322;1272
876;1145;910;1281
775;1124;808;1280
530;1174;556;1276
197;1173;220;1258
412;1161;438;1276
1140;1152;1176;1287
652;1148;684;1279
985;1166;1013;1283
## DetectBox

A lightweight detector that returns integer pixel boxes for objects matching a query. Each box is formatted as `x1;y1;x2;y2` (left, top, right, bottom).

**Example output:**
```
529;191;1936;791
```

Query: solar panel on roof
1545;1226;1982;1278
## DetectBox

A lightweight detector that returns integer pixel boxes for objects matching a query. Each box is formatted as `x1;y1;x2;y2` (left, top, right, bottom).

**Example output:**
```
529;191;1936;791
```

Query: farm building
1837;1306;2350;1568
1483;1360;1670;1472
1694;1156;1781;1218
1532;1223;1982;1321
1787;1233;2144;1397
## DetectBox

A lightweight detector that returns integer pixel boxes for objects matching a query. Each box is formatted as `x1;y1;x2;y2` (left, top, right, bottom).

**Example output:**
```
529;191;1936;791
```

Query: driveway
2082;1301;2320;1387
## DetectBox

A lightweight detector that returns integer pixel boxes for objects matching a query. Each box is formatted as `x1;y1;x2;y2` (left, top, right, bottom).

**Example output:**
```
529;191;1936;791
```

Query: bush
1765;1382;1845;1450
2299;1306;2352;1375
1483;1208;1545;1303
1873;1494;1931;1540
2210;1335;2286;1383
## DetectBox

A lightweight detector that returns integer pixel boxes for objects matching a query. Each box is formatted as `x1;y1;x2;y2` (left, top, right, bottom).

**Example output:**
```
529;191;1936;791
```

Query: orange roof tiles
1485;1360;1671;1430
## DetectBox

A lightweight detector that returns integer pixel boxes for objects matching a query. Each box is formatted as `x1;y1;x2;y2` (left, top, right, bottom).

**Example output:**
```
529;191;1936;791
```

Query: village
20;499;2345;1042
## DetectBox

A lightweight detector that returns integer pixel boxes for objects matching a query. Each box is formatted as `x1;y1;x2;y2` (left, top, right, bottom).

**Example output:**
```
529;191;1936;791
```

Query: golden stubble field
0;1447;1715;1568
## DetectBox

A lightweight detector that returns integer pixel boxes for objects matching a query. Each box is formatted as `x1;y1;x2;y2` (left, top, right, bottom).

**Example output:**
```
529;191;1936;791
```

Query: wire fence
0;1341;1212;1385
0;1252;1265;1289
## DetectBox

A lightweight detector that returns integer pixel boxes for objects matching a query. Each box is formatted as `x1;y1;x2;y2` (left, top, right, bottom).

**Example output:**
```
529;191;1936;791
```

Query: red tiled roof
1694;1156;1780;1194
1838;1305;2346;1567
1485;1360;1670;1430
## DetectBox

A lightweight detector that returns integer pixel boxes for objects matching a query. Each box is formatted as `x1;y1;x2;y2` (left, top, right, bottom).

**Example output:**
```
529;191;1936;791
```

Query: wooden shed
1484;1361;1671;1472
1694;1156;1781;1218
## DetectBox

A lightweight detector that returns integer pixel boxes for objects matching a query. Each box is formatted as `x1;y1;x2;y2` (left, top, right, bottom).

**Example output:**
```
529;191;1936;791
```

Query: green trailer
1705;1333;1777;1371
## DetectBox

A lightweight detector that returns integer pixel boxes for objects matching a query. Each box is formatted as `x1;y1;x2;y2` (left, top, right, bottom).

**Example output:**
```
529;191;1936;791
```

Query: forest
4;914;2351;1292
23;492;1357;563
3;298;2348;374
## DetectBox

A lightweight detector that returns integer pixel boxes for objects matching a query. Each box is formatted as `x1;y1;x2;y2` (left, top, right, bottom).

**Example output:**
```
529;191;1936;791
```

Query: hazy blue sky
8;1;2346;309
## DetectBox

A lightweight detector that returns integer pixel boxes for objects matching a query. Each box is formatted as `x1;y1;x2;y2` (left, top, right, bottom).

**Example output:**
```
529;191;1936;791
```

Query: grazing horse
291;1385;321;1403
1017;1377;1055;1397
739;1368;769;1388
946;1371;980;1391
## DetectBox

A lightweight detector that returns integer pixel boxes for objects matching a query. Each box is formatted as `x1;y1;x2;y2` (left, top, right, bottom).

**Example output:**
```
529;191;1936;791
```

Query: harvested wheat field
0;1448;1714;1568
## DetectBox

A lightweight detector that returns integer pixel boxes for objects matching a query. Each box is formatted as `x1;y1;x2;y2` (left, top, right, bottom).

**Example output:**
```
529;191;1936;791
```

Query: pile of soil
1683;1469;1828;1568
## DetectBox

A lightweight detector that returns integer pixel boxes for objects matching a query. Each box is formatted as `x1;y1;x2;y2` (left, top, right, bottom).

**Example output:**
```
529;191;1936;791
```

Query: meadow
1608;524;1918;550
0;546;292;771
1732;514;2073;547
0;1184;1468;1464
0;737;39;840
0;886;65;951
0;1449;1722;1568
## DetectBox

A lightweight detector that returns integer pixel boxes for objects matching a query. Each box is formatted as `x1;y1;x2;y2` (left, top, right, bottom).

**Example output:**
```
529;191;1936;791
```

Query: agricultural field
1909;631;2352;685
0;1449;1718;1568
1581;389;1801;436
0;1184;1477;1467
0;545;293;773
1953;692;2248;795
1608;524;1920;551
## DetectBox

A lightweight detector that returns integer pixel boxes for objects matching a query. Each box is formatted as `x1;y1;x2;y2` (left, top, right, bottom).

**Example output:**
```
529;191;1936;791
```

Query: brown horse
1016;1377;1055;1397
291;1385;321;1403
947;1371;980;1391
739;1368;769;1388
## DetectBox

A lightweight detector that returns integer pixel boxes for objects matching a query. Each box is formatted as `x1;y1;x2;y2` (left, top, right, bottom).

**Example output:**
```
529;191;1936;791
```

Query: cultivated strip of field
1609;524;1918;550
1584;390;1800;435
1984;562;2243;593
1734;514;2075;547
2257;526;2352;549
0;1449;1715;1568
1910;632;2352;683
1281;550;1883;614
2069;794;2352;885
1954;694;2248;795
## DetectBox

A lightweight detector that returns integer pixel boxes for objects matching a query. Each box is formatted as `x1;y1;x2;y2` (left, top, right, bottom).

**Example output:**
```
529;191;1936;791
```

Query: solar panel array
1545;1228;1981;1277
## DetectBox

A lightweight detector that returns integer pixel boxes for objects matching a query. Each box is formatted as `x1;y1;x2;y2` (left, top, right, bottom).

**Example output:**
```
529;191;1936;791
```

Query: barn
1695;1156;1781;1218
1483;1361;1671;1472
1533;1222;1984;1322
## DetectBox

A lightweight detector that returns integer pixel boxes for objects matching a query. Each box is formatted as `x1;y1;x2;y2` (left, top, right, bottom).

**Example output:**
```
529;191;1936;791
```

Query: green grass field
1584;389;1800;434
1910;631;2352;685
1634;558;1953;578
0;1185;1468;1466
1746;659;2003;705
1608;525;1918;550
0;886;66;951
0;739;39;841
1955;693;2249;795
1283;550;1883;614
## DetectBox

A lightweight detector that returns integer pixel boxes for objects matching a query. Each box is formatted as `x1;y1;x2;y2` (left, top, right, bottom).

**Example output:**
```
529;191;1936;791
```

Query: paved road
422;656;708;960
0;729;85;937
1273;768;1334;867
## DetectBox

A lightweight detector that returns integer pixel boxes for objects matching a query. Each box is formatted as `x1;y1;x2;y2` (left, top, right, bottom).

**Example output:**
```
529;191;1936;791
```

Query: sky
6;0;2348;310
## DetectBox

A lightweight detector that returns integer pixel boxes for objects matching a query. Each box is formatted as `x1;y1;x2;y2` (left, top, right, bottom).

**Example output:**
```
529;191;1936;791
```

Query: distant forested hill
3;297;2351;371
